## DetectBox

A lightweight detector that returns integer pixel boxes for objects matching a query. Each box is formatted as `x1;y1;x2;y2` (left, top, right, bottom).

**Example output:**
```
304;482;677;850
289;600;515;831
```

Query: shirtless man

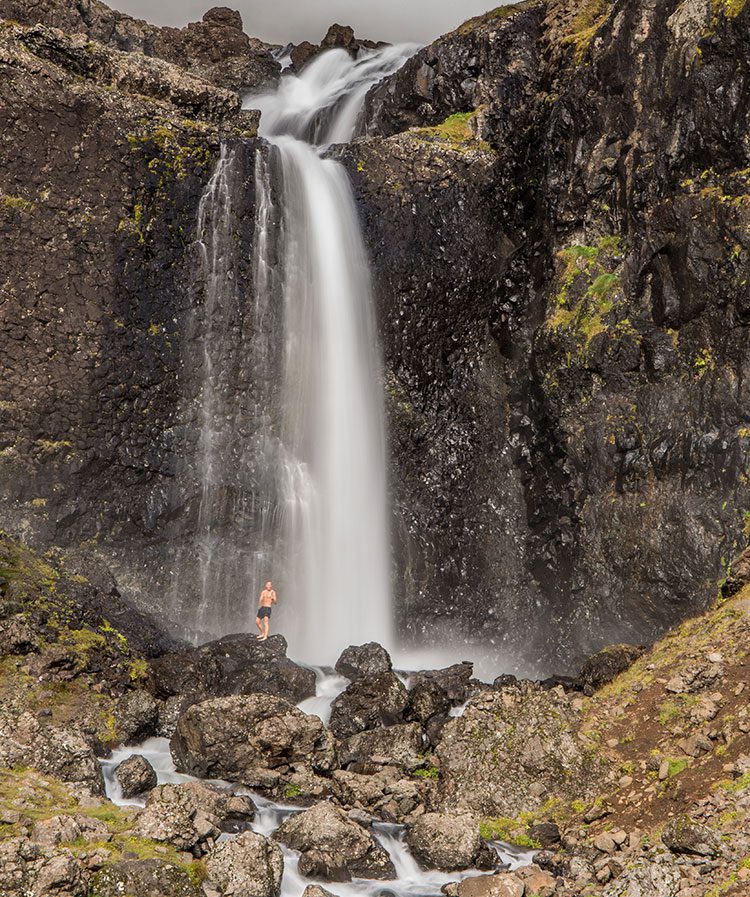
255;581;277;641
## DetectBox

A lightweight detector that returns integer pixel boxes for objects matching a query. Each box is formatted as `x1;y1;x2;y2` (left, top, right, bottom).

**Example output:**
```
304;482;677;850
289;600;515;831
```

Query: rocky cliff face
1;0;749;673
336;0;750;672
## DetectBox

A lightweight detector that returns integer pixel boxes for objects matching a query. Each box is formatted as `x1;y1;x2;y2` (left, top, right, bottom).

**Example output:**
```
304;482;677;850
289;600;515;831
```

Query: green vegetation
127;125;212;183
713;0;747;18
694;347;714;378
413;766;439;779
413;111;493;154
0;193;34;212
546;235;623;352
562;0;614;64
284;783;302;799
457;0;537;35
479;816;542;849
666;758;689;778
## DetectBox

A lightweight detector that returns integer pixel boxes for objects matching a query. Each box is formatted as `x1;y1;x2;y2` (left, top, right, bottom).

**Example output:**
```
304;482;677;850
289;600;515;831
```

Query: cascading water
173;44;417;658
243;45;418;663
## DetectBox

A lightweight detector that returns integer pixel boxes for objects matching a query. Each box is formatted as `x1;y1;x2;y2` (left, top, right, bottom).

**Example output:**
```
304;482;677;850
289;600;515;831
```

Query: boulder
528;821;561;849
205;830;283;897
303;887;339;897
435;684;598;817
409;662;476;705
340;722;426;771
115;690;160;744
405;678;451;724
329;673;408;739
722;545;750;598
575;644;646;694
149;634;316;709
335;642;392;681
331;768;426;823
134;781;255;854
457;873;525;897
601;861;681;897
171;694;336;782
274;801;396;881
406;812;495;871
114;754;158;798
30;813;108;848
662;815;722;857
89;858;202;897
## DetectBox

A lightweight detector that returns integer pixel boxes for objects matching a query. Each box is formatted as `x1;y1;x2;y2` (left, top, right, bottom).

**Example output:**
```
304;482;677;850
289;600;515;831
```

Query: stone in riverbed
409;662;477;705
171;694;335;782
303;887;340;897
406;812;496;871
329;672;408;739
339;722;427;771
114;753;157;798
335;642;392;681
89;858;202;897
205;830;283;897
134;781;256;854
456;872;525;897
274;801;396;881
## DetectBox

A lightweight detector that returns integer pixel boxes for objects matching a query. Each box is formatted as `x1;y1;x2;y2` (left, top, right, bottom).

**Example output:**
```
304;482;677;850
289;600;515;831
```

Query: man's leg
260;616;270;641
255;615;264;637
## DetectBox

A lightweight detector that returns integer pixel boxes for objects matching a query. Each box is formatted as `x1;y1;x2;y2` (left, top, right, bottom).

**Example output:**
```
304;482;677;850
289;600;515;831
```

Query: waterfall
248;44;418;663
173;43;416;659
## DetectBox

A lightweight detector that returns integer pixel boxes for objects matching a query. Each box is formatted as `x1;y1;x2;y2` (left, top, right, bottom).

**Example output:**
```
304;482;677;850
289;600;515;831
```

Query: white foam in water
297;667;350;723
101;737;535;896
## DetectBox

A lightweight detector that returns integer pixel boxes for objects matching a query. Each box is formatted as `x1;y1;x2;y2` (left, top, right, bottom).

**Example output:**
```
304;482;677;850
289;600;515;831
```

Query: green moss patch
545;235;623;352
412;111;494;154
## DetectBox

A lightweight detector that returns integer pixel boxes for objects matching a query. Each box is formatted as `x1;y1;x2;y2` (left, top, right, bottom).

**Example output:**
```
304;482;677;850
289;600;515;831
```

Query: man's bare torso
259;588;277;608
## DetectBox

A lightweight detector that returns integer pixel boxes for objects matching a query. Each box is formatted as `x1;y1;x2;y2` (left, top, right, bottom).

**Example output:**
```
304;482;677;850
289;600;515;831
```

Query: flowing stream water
101;670;534;897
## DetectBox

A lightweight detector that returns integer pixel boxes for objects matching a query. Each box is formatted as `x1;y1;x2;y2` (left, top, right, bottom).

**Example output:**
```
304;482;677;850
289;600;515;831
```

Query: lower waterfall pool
100;670;535;897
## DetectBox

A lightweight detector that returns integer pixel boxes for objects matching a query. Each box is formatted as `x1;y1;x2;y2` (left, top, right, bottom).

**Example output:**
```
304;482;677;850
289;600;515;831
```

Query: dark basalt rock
148;633;316;709
114;753;157;798
289;23;384;72
329;672;409;739
409;662;476;705
335;641;392;681
90;859;202;897
575;644;647;695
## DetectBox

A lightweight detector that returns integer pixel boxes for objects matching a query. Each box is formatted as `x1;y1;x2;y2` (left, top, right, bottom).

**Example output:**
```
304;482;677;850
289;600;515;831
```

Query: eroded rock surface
274;801;396;881
171;694;336;783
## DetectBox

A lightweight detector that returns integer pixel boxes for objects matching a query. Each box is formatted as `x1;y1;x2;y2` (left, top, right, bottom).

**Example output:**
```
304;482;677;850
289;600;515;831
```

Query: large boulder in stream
436;684;599;817
329;672;408;739
205;830;284;897
114;754;157;798
339;722;426;772
274;801;396;881
134;781;256;854
171;694;336;785
335;642;392;681
406;812;496;871
149;633;316;709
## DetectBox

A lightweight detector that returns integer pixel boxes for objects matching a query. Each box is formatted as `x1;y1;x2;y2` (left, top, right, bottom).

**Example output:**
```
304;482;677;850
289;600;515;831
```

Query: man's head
265;581;272;589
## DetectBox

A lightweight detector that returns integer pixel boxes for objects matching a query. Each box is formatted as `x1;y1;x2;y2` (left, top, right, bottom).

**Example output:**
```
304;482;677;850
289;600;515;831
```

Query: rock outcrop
170;694;336;784
436;684;598;817
274;801;396;881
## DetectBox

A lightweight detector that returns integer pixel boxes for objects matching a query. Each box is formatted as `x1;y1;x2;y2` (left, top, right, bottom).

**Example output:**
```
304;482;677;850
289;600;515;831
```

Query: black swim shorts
257;606;272;619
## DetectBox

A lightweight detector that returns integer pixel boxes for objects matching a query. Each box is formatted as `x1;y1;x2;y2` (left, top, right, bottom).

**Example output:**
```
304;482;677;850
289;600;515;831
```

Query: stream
100;670;534;896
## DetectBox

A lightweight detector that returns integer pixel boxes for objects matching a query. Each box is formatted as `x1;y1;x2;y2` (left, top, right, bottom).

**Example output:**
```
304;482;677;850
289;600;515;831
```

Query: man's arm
272;590;278;604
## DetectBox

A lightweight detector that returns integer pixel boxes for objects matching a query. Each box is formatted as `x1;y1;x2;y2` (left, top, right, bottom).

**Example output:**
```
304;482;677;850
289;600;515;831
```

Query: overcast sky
110;0;509;45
